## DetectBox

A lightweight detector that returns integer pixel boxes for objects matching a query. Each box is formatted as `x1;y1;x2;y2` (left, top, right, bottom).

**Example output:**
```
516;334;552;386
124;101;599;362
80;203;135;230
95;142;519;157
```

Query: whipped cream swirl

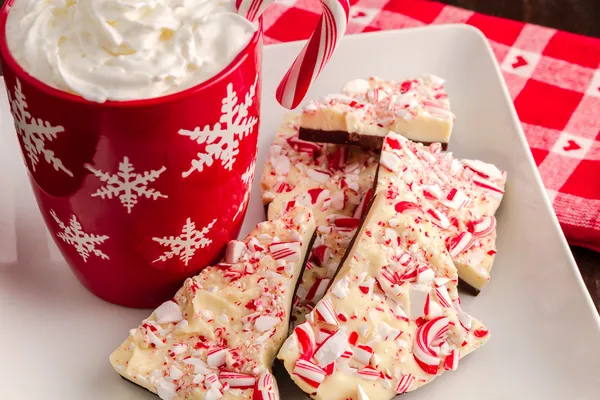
5;0;257;102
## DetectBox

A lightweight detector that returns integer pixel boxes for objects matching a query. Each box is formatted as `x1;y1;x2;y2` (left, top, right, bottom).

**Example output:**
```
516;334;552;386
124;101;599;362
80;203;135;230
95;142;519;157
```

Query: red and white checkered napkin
262;0;600;252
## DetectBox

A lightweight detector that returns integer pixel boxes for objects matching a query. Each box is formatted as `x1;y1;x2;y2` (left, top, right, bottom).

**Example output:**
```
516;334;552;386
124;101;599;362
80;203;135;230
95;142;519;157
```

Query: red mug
0;0;349;308
0;11;261;309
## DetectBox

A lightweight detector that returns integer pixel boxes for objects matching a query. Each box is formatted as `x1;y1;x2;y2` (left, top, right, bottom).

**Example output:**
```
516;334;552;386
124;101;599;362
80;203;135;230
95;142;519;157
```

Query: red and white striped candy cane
236;0;350;109
235;0;271;22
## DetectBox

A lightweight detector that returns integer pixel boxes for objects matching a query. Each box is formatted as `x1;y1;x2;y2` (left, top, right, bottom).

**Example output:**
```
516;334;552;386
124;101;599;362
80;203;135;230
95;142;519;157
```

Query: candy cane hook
236;0;350;109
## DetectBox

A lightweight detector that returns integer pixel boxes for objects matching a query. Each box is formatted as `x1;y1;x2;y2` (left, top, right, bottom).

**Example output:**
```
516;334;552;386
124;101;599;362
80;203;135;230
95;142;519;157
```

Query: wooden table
441;0;600;312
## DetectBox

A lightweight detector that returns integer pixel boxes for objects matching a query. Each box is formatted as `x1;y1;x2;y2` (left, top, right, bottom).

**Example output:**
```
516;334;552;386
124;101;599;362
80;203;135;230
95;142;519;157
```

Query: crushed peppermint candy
313;328;348;367
154;301;183;324
378;131;506;292
277;193;490;399
110;206;315;400
300;76;455;148
261;114;378;326
254;316;280;332
269;242;301;261
293;359;327;388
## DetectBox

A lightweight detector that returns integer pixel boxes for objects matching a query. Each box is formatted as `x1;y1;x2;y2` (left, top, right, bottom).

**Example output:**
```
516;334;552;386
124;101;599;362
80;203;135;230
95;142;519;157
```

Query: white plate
1;25;599;400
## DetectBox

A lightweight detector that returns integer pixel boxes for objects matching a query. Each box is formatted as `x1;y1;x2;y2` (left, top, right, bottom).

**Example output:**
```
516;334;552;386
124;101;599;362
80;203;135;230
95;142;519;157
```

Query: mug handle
236;0;350;109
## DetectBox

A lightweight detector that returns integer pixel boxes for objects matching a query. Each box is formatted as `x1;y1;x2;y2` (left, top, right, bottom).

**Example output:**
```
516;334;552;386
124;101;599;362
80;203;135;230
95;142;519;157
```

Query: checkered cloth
262;0;600;252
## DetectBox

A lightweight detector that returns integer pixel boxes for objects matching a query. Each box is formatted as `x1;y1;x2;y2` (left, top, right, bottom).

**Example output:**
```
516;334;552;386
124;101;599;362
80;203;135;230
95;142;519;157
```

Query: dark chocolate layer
299;127;449;151
299;128;384;150
458;277;481;296
120;375;154;395
287;230;318;332
324;192;379;293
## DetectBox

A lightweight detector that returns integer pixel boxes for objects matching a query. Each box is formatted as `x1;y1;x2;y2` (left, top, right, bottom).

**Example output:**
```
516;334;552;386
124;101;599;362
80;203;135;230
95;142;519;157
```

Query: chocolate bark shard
261;114;378;323
277;194;489;400
110;206;315;400
261;114;378;212
299;75;454;150
377;132;506;293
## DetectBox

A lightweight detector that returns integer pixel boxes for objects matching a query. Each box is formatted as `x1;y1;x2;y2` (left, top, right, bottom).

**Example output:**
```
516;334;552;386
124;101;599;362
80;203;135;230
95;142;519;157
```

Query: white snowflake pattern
50;210;109;262
8;79;73;177
179;79;258;178
233;159;256;221
85;157;167;214
152;218;217;266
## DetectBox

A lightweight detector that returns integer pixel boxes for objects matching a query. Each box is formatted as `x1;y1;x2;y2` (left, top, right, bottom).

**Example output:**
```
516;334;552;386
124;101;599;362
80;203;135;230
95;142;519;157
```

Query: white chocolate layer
377;132;507;291
261;114;377;213
301;75;454;146
110;206;315;400
277;195;489;399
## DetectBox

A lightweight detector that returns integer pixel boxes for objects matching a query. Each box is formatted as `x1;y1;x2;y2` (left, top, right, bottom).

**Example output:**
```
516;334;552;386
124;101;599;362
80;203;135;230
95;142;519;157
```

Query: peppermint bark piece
378;132;506;293
261;114;378;321
299;75;454;150
269;190;374;325
277;195;489;400
261;113;377;221
110;206;316;400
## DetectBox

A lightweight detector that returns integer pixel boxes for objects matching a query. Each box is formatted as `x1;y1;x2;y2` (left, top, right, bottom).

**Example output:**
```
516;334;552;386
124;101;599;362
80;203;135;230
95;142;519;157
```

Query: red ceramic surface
0;2;262;308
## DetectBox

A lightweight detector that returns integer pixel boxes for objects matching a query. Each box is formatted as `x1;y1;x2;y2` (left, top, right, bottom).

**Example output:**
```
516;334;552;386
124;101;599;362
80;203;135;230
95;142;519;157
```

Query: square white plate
0;25;599;400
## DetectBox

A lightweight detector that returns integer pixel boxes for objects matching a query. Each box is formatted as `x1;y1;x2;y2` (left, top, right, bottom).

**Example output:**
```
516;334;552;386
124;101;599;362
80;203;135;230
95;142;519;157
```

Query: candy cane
207;347;228;368
235;0;270;22
236;0;350;109
395;374;415;394
413;316;449;375
294;322;316;358
293;359;327;387
357;366;381;381
253;372;279;400
219;371;256;388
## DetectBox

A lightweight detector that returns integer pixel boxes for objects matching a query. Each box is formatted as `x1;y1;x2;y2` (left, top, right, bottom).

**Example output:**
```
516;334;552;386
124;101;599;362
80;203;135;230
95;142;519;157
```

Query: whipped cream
5;0;257;102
